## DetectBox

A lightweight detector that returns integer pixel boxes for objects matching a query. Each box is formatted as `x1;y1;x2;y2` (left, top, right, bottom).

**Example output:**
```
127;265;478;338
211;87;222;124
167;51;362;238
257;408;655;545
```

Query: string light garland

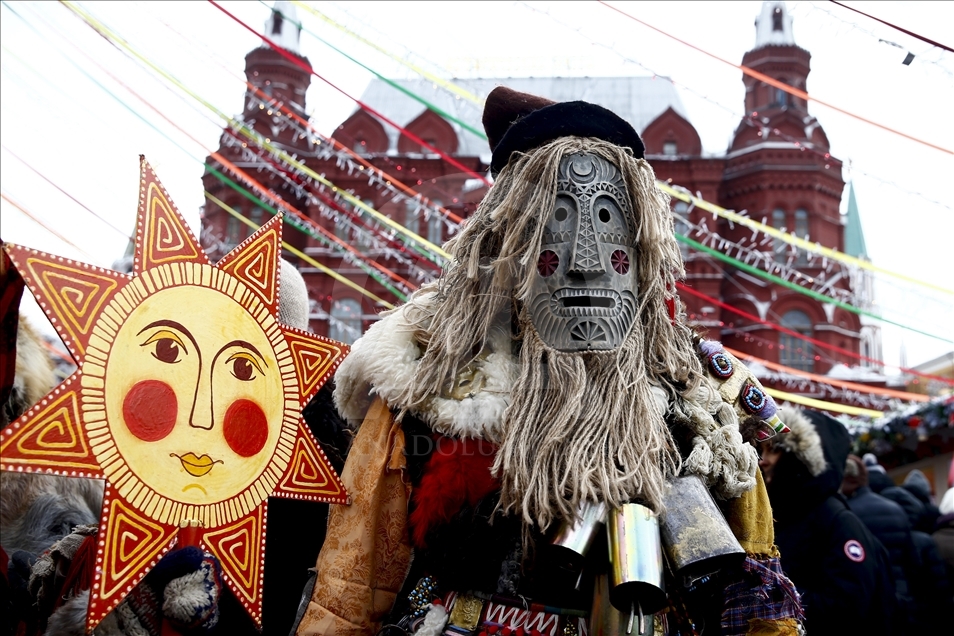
680;211;861;307
206;0;493;187
517;1;952;211
763;386;884;418
724;345;929;403
679;233;949;342
677;283;954;386
148;6;465;231
14;2;412;303
204;190;396;308
9;1;944;408
662;184;953;296
267;0;950;296
718;324;859;375
265;2;487;140
216;126;438;282
747;369;912;413
56;1;430;296
597;0;953;155
800;3;951;77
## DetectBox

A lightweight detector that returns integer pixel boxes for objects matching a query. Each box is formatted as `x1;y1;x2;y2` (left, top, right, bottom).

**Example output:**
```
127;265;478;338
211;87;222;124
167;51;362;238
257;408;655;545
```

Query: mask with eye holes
528;152;637;352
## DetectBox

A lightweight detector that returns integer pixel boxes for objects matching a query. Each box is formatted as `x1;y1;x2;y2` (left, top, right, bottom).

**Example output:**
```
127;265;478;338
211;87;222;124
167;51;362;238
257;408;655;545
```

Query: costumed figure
297;88;801;636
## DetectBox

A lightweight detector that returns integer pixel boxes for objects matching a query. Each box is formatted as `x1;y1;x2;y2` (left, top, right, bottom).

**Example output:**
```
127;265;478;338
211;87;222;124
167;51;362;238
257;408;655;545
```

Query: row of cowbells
548;475;745;634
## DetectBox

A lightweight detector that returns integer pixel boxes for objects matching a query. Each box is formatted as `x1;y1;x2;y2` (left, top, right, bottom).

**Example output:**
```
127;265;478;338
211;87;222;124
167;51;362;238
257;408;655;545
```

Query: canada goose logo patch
844;539;866;562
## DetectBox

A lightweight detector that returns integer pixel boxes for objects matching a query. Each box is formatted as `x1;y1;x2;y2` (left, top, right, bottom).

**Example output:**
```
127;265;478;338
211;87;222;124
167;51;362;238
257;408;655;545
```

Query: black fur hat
482;86;645;176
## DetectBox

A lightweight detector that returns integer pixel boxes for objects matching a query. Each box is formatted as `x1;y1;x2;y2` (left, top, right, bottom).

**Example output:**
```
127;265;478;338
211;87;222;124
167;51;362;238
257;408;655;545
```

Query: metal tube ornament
659;475;745;584
546;500;607;590
606;503;667;622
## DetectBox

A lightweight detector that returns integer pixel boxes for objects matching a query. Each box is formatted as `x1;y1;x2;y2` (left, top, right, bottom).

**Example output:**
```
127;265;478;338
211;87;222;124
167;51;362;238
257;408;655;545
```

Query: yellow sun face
100;274;292;510
1;159;348;630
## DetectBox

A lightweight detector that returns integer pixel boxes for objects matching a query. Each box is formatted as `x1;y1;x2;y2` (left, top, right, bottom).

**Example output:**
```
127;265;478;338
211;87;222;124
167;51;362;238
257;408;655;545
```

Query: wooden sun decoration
1;157;350;631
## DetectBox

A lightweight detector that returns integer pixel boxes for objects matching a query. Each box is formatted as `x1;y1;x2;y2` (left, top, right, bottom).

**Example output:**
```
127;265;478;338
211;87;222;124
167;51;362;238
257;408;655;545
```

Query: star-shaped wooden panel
1;157;349;631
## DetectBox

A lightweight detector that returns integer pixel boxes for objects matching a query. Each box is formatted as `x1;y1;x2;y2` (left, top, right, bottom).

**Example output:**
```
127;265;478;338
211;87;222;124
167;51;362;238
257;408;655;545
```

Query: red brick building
201;2;879;377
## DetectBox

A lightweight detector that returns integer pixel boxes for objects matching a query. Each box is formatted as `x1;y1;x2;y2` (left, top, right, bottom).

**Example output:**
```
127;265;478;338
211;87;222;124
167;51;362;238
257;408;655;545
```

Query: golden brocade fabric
723;469;779;559
296;397;412;636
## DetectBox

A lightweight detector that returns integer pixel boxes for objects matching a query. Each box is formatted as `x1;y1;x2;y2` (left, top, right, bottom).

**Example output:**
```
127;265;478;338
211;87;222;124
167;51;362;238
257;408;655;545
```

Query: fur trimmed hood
334;295;519;443
766;406;851;523
775;406;827;477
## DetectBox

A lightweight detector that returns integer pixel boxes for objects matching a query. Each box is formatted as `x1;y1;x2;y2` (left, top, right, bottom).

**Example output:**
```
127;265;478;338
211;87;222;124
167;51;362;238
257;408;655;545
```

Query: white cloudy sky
1;1;951;374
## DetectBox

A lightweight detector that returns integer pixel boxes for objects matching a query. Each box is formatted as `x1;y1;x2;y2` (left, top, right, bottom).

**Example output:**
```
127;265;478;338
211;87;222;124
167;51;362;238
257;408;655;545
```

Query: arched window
779;310;814;372
775;87;788;107
772;209;786;263
794;208;809;266
329;298;363;344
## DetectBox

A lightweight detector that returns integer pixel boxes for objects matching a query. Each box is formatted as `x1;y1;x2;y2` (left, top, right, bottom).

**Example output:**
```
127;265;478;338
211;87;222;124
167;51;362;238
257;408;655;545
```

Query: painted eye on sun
141;329;187;364
228;352;265;381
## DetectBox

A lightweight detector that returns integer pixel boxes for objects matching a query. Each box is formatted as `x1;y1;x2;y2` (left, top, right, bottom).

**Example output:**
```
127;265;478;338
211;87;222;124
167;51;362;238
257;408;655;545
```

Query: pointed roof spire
754;1;796;48
843;182;868;259
263;1;301;54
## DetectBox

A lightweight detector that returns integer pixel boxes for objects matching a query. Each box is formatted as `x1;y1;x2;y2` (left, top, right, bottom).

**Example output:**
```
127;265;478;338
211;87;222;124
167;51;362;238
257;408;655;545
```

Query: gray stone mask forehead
528;152;638;352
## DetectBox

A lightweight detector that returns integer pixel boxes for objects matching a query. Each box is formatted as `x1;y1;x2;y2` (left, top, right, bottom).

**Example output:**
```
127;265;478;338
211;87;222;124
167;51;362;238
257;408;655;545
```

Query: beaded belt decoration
443;592;589;636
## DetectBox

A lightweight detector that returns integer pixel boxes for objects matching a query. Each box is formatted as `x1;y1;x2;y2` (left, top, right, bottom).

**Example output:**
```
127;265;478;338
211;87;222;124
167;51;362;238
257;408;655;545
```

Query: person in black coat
880;482;954;630
841;454;918;624
903;469;942;533
759;407;896;636
862;453;895;493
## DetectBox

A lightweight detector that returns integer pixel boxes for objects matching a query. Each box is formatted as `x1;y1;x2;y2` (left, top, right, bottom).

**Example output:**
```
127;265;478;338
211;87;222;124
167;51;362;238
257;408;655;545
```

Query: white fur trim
414;603;448;636
334;299;518;441
776;406;826;477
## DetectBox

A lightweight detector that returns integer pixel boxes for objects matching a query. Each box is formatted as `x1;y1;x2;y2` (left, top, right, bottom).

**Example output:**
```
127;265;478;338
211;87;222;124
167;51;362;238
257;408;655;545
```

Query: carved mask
527;152;637;351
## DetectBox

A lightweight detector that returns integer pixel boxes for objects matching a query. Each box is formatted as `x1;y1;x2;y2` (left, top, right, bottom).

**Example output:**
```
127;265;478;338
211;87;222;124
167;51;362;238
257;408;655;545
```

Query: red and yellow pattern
0;157;349;631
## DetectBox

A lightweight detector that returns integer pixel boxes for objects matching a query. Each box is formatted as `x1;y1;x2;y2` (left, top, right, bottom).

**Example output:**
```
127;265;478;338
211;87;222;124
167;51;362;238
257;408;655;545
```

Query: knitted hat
482;86;645;176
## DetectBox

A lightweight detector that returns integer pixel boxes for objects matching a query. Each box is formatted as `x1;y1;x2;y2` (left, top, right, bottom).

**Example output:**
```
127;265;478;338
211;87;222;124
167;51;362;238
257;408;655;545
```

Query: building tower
717;1;861;375
200;1;314;261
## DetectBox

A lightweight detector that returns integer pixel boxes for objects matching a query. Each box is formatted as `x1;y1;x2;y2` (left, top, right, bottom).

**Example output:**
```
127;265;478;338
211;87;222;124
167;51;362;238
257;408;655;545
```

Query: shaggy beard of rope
394;136;707;529
493;313;681;532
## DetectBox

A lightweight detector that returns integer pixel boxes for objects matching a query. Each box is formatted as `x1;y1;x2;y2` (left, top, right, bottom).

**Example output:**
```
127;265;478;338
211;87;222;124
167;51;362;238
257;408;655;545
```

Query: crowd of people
759;407;953;634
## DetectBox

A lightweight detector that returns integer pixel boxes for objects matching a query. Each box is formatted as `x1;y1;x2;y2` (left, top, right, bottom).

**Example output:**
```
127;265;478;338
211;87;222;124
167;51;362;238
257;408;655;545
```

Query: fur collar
333;299;519;443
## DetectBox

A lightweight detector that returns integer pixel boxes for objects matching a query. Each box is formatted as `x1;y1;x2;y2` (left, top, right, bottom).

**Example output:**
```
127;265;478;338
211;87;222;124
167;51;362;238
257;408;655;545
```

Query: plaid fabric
721;556;804;635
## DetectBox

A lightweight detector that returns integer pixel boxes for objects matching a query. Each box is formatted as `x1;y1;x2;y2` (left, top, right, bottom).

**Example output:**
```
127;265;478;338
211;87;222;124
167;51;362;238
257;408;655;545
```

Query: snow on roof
355;76;689;156
754;1;796;48
262;1;301;54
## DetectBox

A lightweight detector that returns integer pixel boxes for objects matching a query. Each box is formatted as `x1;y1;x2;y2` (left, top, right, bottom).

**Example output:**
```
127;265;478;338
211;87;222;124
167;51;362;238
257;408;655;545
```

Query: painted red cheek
223;399;268;457
123;380;178;442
